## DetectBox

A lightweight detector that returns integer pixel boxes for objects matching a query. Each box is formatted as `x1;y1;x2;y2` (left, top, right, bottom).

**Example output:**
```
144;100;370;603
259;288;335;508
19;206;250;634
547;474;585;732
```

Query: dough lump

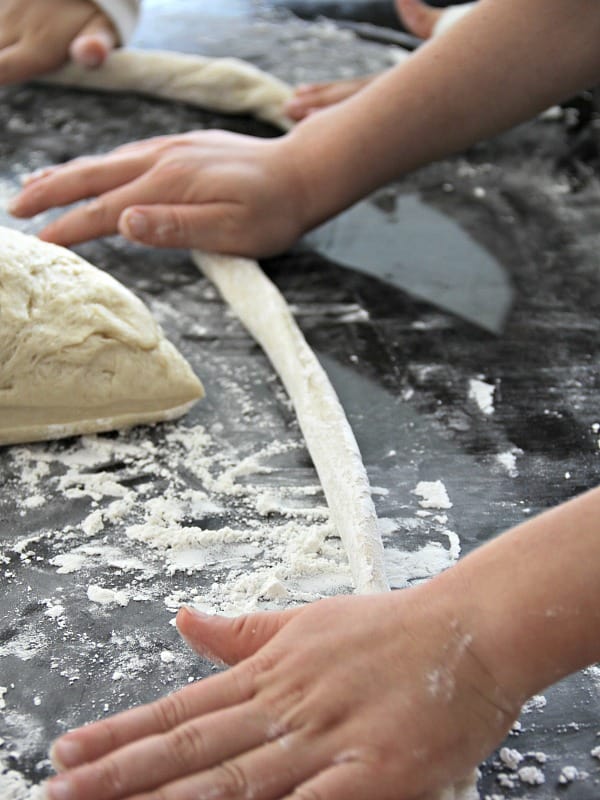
0;226;203;445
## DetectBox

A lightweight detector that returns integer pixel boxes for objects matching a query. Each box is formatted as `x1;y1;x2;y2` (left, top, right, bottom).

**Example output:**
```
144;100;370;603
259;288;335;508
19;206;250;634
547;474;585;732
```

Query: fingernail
182;605;213;619
79;52;103;68
44;774;75;800
21;167;53;186
50;738;83;770
7;197;20;214
123;211;148;240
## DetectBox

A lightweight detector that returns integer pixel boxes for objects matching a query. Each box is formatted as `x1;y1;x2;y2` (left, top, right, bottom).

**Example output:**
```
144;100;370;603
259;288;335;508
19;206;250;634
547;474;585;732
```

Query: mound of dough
0;226;204;446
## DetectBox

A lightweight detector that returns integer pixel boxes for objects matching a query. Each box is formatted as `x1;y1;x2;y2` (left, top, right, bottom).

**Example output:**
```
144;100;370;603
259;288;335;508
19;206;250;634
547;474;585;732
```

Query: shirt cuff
92;0;141;44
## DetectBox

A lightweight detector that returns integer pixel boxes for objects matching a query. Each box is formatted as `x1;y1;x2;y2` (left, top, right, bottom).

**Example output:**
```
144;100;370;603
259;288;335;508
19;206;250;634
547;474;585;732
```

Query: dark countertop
1;2;599;798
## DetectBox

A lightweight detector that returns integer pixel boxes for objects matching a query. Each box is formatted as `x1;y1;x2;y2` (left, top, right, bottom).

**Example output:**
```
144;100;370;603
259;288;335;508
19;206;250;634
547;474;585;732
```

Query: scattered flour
522;694;547;713
499;747;523;771
0;753;44;800
468;378;495;416
87;585;130;607
160;650;176;664
495;450;520;478
413;480;453;510
517;765;545;785
559;765;585;784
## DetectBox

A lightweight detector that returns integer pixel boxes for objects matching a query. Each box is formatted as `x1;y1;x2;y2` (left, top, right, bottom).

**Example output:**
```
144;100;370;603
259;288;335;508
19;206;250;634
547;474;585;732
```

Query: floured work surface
2;3;600;798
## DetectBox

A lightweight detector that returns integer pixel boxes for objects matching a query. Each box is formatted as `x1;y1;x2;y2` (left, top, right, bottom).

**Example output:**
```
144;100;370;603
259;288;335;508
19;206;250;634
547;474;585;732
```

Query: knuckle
153;152;191;179
94;755;125;795
290;787;324;800
83;198;108;223
212;759;250;798
150;692;187;732
165;721;206;770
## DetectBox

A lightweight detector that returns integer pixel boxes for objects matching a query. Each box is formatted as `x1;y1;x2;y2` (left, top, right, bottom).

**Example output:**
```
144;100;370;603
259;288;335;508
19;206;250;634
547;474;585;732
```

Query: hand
42;587;520;800
0;0;118;85
10;130;311;257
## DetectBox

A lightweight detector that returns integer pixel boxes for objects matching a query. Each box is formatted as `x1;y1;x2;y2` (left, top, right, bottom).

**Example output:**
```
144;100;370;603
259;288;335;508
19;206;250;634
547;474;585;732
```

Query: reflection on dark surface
307;190;513;333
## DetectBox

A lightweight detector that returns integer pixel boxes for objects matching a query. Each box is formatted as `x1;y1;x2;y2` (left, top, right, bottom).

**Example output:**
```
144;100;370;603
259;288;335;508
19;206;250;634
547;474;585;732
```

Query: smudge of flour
468;378;495;416
413;480;453;510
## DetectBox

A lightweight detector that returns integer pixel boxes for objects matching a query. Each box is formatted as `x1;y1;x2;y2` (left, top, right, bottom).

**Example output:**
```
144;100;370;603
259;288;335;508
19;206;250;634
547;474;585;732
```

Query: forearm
436;485;600;704
287;0;600;228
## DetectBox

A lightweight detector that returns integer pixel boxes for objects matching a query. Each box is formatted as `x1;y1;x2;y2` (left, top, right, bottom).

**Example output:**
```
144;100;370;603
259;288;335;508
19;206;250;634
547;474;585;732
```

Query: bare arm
291;0;600;229
442;484;600;702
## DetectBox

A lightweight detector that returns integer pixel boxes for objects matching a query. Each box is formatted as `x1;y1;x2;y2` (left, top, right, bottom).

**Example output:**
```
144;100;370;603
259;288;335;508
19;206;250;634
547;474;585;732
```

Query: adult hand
43;587;519;800
10;130;311;257
0;0;118;85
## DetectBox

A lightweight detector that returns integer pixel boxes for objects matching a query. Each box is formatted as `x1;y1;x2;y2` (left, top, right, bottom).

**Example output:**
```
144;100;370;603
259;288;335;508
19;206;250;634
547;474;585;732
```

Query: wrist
281;111;382;235
436;490;600;705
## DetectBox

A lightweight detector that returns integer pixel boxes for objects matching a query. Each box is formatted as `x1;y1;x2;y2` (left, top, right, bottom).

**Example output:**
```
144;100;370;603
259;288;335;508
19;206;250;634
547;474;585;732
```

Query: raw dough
193;252;389;595
43;49;294;131
0;226;203;445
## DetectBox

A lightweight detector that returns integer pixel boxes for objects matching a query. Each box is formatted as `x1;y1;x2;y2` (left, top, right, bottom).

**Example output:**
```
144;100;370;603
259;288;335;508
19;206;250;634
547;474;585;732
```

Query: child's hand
0;0;118;85
10;130;312;257
42;589;519;800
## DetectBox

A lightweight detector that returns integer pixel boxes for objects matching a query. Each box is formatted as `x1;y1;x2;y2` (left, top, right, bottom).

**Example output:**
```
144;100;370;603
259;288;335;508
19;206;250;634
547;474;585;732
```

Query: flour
468;379;495;416
499;747;523;771
0;753;44;800
87;585;130;607
517;765;545;785
495;450;520;477
413;480;453;510
558;765;585;784
522;694;547;713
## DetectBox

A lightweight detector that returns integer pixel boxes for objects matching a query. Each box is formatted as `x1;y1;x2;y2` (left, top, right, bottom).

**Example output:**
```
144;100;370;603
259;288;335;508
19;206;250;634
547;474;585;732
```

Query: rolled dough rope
41;49;294;131
193;252;389;595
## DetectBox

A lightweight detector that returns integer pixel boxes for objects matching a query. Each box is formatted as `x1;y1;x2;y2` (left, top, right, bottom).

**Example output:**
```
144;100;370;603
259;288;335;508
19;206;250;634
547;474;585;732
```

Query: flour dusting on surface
413;480;453;510
468;378;495;416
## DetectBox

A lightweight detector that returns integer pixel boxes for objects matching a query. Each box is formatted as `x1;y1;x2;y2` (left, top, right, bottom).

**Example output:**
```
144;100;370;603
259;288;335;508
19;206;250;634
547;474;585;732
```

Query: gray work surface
1;2;599;797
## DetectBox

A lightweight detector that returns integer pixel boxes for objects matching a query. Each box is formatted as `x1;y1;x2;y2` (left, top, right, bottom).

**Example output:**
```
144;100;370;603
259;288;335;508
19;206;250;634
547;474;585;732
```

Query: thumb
176;605;302;666
119;204;248;253
69;12;118;68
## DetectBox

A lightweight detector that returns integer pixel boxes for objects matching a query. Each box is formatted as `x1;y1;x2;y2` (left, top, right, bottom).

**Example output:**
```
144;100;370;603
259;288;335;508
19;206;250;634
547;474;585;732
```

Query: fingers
119;203;261;254
395;0;443;39
284;77;374;121
35;173;174;245
69;11;118;68
107;733;322;800
11;152;153;218
176;606;301;665
45;701;274;800
0;41;60;85
50;665;255;772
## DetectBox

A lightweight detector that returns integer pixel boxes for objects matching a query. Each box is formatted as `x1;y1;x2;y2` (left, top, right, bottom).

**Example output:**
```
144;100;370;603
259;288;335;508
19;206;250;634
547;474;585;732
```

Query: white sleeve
432;2;476;37
92;0;141;44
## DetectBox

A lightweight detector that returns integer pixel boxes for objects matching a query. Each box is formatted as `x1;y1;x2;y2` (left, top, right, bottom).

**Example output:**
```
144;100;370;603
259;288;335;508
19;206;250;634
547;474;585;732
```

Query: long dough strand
41;49;294;130
193;251;389;594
